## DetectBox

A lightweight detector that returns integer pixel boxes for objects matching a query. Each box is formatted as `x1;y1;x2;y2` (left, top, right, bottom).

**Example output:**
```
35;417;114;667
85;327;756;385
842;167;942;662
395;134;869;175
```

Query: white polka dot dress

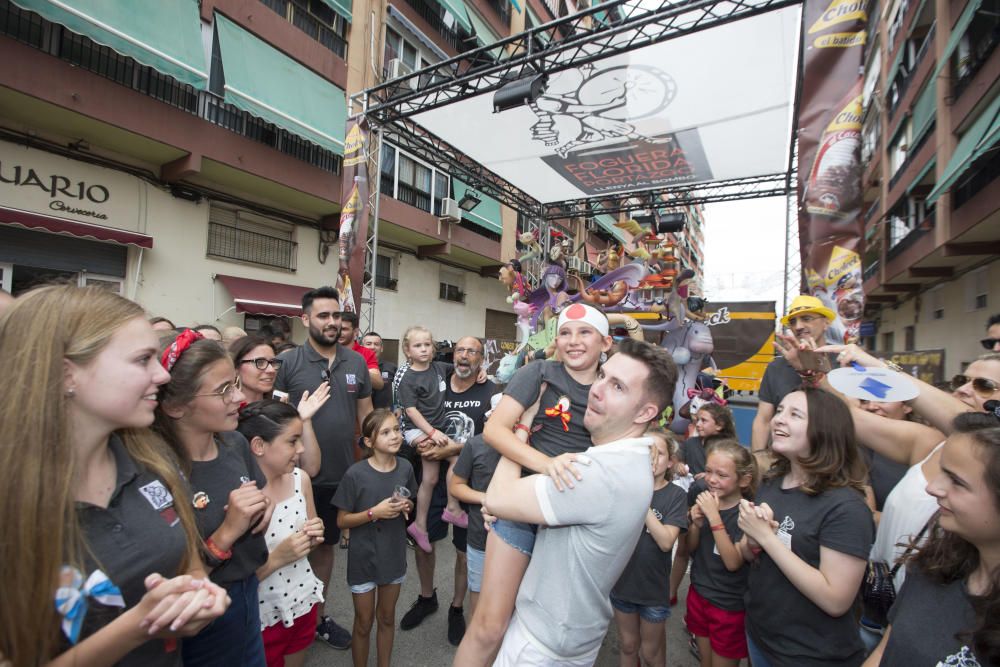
258;468;325;629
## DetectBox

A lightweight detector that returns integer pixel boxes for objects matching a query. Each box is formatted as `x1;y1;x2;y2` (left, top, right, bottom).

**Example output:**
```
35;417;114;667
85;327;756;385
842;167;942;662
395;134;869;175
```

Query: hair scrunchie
160;329;204;372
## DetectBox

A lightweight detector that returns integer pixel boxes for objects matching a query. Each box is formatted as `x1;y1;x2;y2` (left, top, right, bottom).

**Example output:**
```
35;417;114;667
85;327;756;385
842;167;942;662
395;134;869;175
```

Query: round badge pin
192;491;210;509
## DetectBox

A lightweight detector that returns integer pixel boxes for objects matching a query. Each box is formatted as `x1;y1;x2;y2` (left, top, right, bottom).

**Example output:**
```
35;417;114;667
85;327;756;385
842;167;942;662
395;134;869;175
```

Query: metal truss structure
546;172;792;219
359;124;384;335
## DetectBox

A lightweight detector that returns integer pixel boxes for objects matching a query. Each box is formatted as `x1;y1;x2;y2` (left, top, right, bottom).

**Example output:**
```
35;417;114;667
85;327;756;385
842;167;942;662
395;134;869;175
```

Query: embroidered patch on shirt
139;480;173;511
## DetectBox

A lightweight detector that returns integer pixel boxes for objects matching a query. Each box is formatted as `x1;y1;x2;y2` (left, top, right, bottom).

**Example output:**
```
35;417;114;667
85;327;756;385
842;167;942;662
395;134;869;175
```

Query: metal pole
360;122;383;334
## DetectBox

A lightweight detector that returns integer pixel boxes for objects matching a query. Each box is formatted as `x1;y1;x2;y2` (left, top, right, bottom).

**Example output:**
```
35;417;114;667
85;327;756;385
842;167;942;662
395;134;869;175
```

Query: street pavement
303;540;702;666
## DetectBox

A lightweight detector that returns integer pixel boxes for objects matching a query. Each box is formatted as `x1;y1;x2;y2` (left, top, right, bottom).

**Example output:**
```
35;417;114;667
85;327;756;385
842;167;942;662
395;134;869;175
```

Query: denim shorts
466;546;485;592
350;574;405;595
493;518;538;556
609;594;671;623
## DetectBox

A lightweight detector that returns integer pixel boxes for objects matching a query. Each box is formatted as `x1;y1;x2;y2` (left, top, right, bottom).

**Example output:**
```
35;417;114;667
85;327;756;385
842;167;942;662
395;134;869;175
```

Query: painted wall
874;257;999;376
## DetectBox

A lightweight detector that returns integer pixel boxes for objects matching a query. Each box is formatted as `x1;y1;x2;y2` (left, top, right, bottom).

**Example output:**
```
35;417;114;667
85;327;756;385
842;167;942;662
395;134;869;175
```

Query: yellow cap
780;295;836;327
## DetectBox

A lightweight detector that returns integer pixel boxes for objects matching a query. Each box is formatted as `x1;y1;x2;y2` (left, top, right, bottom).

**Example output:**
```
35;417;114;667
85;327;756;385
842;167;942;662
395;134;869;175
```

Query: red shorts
262;603;319;667
684;585;748;660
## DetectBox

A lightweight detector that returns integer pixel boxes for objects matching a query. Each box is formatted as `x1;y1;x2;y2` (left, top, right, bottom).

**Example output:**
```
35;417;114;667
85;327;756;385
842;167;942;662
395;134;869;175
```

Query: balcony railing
0;0;342;175
483;0;511;27
208;222;298;270
259;0;349;59
888;25;935;117
887;210;933;260
953;28;999;100
401;0;468;51
864;198;881;221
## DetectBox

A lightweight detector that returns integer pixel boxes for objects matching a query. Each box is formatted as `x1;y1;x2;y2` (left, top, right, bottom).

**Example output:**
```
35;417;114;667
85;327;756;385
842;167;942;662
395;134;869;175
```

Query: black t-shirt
504;360;592;460
189;431;269;586
681;436;708;475
68;436;188;666
442;379;497;445
689;504;748;611
332;458;417;586
757;357;804;409
611;483;688;607
397;361;453;432
451;434;501;551
863;447;909;512
745;478;874;667
372;360;397;410
882;568;982;666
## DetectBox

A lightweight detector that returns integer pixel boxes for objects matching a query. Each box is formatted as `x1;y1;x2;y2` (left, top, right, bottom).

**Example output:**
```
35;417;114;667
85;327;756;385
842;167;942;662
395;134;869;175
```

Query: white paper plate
827;365;920;402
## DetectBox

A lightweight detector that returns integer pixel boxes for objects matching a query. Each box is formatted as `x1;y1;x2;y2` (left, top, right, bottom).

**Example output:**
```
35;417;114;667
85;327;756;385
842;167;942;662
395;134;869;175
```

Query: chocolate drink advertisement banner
336;118;371;313
796;0;868;343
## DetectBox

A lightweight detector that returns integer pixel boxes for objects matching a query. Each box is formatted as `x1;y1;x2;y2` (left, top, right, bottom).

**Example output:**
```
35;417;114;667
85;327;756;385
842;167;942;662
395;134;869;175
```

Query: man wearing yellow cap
750;295;835;459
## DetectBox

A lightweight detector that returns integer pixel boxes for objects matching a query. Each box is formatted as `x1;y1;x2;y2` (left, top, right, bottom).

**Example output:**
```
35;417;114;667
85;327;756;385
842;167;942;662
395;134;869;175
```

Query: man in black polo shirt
751;294;833;462
399;336;497;646
362;330;397;410
274;286;372;650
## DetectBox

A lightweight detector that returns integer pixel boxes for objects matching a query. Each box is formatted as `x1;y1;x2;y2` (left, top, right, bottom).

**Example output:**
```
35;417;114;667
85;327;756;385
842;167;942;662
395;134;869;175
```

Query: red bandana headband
160;329;204;372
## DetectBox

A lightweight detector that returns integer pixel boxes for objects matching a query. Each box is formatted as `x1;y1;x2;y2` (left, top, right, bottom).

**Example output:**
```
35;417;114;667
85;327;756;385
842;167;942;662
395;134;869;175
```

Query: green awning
215;14;347;154
466;7;500;45
594;214;627;243
911;77;937;144
12;0;207;89
437;0;473;33
453;180;503;234
906;157;936;193
317;0;353;22
927;92;1000;203
933;0;982;77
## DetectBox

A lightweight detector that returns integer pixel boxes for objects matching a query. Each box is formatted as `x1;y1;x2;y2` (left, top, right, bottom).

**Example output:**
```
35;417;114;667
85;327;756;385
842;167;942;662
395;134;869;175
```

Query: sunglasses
950;374;1000;397
195;376;243;402
240;357;284;370
981;338;999;350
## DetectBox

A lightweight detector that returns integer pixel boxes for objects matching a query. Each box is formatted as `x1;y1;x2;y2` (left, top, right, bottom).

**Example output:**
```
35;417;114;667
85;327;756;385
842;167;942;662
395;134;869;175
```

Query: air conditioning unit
566;256;585;273
584;217;599;233
386;58;416;90
440;197;461;222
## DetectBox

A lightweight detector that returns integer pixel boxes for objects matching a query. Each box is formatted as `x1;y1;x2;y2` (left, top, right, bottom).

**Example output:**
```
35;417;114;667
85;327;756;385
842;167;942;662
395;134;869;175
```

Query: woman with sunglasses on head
863;412;1000;666
0;286;228;667
154;330;275;667
230;336;328;479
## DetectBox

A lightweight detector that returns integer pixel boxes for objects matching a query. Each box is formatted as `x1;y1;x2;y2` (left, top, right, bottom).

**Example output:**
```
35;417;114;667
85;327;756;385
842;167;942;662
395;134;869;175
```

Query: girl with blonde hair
0;285;227;667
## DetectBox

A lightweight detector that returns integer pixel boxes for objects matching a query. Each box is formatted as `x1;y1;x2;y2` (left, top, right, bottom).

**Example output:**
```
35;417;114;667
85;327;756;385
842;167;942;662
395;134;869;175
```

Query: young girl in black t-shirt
686;439;758;667
611;427;688;667
154;332;273;667
334;409;416;667
737;388;873;667
863;412;1000;667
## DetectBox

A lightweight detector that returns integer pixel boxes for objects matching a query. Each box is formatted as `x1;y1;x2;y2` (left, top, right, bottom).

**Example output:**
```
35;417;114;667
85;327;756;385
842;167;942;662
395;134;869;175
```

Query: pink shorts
684;585;748;660
262;604;319;667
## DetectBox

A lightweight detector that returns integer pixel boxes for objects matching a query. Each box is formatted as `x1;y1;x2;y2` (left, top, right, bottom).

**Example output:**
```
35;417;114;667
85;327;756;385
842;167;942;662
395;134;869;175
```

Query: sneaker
447;605;466;646
407;522;433;553
442;508;469;529
315;615;351;650
400;591;439;630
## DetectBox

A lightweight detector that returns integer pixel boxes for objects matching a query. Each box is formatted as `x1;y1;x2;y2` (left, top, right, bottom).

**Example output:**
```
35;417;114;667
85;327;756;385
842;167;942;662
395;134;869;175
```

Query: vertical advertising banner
336;118;371;313
797;0;867;343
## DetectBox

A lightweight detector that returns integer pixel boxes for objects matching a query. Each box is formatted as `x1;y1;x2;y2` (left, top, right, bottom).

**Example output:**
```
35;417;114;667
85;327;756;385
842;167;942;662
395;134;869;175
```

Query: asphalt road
302;540;703;667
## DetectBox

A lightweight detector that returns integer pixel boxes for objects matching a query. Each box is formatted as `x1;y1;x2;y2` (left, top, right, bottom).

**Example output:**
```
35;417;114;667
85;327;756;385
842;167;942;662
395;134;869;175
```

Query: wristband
367;509;376;523
205;536;232;561
513;423;531;435
710;523;726;532
426;429;437;439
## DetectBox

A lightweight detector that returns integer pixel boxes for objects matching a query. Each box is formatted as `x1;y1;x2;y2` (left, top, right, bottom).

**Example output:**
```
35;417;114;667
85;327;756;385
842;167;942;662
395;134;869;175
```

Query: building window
966;267;989;311
384;27;422;71
380;143;450;215
882;331;895;352
207;204;297;270
375;253;397;290
439;268;465;303
904;325;915;350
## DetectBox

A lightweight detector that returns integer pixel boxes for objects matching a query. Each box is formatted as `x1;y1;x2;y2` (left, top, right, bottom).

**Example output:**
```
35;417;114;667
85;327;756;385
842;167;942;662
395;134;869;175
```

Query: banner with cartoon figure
336;118;370;313
797;0;867;343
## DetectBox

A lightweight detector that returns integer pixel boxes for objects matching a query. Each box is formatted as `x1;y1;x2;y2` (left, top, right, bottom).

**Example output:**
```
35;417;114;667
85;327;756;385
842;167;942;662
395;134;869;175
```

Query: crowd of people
0;282;999;667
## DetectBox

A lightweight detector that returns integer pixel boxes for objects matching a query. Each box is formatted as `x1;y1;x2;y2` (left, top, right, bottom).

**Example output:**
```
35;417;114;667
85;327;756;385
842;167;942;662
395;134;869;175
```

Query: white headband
557;303;610;336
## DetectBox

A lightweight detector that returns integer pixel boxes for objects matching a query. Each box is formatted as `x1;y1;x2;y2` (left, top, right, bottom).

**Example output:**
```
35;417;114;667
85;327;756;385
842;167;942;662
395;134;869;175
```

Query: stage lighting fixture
493;73;548;113
655;212;686;234
458;190;482;211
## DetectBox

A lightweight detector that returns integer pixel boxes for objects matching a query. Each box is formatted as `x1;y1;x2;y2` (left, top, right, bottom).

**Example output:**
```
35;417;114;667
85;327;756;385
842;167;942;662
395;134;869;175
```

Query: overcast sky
702;197;788;310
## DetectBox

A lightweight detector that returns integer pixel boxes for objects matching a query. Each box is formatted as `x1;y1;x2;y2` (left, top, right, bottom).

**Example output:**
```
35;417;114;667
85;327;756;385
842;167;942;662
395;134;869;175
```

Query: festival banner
336;118;371;313
796;0;867;343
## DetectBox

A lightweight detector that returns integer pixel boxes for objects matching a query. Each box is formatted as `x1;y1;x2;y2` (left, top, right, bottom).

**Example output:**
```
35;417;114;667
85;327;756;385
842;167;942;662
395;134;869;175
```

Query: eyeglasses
239;357;284;370
195;376;242;402
454;347;482;356
950;374;1000;397
981;338;999;350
